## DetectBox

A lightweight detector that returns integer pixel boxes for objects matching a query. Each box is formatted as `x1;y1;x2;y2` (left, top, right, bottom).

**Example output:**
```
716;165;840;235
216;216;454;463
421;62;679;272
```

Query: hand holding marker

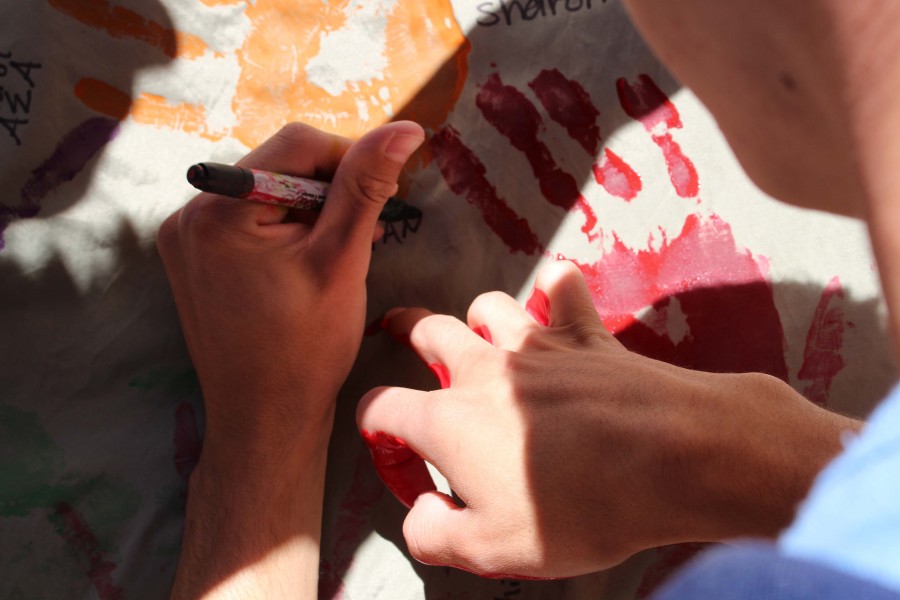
186;162;422;222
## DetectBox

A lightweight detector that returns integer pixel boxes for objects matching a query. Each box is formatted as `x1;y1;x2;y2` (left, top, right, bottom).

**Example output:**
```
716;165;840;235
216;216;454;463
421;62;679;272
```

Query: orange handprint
0;0;470;248
58;0;469;144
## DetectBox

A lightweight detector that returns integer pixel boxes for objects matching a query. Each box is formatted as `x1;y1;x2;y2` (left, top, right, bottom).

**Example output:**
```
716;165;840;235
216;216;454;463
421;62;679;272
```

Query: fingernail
472;325;493;344
427;363;451;389
526;288;550;326
384;134;424;163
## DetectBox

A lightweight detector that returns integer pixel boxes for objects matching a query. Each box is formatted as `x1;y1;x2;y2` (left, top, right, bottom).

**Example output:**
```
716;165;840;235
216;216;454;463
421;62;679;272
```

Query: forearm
170;420;332;599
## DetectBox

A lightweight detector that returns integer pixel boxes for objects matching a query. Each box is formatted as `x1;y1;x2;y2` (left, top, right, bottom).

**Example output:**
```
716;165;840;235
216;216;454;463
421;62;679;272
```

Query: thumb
403;491;472;568
314;120;424;256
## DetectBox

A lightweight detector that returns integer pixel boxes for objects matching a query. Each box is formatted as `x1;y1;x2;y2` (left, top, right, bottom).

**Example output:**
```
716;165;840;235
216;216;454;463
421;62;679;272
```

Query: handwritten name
0;51;42;146
375;212;422;249
476;0;599;27
493;579;523;599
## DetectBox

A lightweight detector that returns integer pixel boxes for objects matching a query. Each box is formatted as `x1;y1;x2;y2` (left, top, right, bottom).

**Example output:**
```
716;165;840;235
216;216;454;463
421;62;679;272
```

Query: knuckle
178;196;224;238
355;385;390;427
273;121;315;147
410;314;458;349
403;511;442;565
349;171;398;206
467;291;512;321
155;211;181;257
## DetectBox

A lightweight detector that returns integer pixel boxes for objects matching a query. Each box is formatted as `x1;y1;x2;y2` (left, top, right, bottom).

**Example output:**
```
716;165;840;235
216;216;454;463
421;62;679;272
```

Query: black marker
186;162;421;223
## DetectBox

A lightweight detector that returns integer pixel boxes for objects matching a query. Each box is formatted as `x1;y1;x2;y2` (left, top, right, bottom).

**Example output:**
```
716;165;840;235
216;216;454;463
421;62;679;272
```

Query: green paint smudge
0;405;68;516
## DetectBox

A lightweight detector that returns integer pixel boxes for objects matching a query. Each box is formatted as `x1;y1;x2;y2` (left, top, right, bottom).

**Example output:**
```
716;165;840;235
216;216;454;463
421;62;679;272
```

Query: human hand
157;120;425;455
357;260;857;579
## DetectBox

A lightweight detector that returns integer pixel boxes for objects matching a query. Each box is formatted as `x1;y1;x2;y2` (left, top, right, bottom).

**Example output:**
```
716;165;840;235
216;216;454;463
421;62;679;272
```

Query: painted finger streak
529;68;642;202
617;74;699;199
430;126;543;256
477;73;598;239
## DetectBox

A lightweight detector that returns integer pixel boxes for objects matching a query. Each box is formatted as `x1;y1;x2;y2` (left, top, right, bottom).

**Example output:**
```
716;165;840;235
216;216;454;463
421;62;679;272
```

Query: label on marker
247;168;329;210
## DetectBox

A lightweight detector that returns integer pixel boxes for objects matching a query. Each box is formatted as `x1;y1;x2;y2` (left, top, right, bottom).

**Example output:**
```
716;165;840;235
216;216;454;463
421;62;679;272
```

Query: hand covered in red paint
357;260;859;579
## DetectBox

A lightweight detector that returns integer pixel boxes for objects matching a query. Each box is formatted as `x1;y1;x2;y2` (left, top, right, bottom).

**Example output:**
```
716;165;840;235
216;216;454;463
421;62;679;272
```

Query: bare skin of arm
158;121;425;598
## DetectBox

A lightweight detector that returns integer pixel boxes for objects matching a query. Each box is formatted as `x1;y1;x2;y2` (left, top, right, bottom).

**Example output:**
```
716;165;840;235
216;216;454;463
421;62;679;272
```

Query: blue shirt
781;384;900;592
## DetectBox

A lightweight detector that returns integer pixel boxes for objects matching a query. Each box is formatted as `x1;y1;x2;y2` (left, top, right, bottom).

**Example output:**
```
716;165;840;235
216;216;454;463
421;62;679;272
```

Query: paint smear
361;430;436;509
526;288;551;326
173;402;201;482
477;73;597;238
75;78;224;141
0;405;68;515
52;503;125;600
48;0;209;59
528;68;601;155
529;69;642;202
428;363;451;389
232;0;469;147
593;148;642;201
20;117;120;206
617;74;699;198
430;126;543;256
572;213;788;380
0;117;119;250
798;276;849;406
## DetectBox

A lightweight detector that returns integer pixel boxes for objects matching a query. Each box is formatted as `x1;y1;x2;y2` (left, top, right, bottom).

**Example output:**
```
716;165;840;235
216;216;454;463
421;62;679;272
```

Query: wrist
172;422;330;600
673;372;860;542
199;388;337;462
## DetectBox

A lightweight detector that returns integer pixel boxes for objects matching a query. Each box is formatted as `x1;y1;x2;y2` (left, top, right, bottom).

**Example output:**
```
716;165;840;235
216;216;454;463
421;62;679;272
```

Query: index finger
177;124;354;232
357;386;440;508
235;122;352;179
384;308;491;389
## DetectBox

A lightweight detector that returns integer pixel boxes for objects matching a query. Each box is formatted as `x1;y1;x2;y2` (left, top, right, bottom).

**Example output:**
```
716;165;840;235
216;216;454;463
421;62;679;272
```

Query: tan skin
160;0;900;595
160;121;426;598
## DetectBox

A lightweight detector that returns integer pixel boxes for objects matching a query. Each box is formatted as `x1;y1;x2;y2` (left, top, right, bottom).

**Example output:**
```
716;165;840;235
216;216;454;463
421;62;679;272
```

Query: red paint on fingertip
361;430;437;509
361;430;415;466
428;363;451;388
472;324;493;344
526;288;551;326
